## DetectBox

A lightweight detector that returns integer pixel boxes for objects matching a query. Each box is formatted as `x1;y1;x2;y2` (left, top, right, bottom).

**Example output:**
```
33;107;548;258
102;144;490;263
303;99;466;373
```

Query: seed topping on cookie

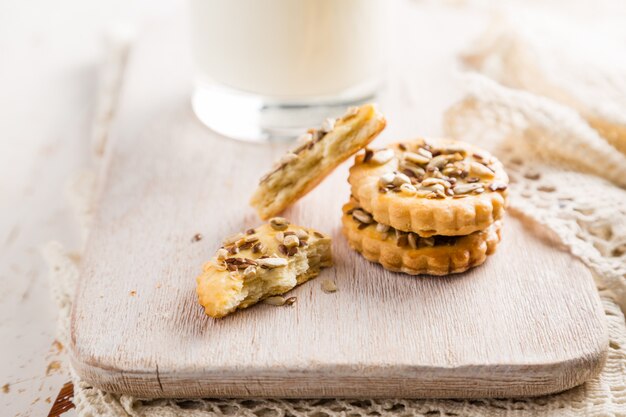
363;139;505;199
347;203;465;248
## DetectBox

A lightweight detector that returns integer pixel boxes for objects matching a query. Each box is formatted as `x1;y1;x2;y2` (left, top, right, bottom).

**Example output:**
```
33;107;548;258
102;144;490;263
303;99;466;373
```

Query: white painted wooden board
70;5;608;399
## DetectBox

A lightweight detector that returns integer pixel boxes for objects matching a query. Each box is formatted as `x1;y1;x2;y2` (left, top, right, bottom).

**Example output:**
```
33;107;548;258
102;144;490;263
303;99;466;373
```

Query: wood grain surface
70;8;608;399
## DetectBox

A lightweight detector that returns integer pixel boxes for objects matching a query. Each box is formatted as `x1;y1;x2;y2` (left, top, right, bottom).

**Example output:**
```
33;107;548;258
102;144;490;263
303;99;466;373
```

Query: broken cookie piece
250;104;386;220
196;219;332;318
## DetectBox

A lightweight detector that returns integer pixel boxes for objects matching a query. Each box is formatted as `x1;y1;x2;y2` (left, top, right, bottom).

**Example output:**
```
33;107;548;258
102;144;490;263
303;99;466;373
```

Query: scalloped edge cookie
342;201;501;276
348;138;508;237
250;104;386;220
196;219;332;318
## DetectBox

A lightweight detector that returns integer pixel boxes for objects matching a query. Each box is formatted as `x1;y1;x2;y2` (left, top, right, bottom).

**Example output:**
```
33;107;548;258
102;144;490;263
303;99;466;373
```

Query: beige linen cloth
45;6;626;417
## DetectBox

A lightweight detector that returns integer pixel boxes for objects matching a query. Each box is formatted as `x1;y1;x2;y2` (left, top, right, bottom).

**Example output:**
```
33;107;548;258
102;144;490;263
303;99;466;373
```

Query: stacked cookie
343;138;508;275
249;105;508;276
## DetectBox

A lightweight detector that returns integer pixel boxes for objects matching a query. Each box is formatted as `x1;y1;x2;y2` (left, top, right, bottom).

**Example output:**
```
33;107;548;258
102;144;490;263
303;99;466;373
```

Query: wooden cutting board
70;7;608;399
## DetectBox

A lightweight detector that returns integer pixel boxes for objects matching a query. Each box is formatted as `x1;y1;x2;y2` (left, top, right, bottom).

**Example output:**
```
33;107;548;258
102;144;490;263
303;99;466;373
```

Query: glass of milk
188;0;386;142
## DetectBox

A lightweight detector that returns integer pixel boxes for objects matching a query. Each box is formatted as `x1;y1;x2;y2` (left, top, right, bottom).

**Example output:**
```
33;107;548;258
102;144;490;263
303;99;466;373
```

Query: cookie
250;104;386;220
342;200;501;276
196;218;332;318
348;138;508;237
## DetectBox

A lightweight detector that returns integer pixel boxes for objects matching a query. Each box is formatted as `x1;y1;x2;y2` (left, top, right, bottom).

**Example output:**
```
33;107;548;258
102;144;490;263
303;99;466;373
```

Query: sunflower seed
399;183;417;195
489;182;508;192
379;172;396;186
402;162;425;174
227;245;239;255
235;237;248;248
344;106;359;118
290;231;306;242
223;232;245;246
239;242;254;250
421;178;451;188
469;161;494;178
396;232;409;247
440;144;467;154
376;223;390;233
393;172;411;186
252;242;264;254
422;237;435;247
244;235;259;244
243;265;257;279
269;217;290;231
285;297;297;306
321;279;338;293
371;149;395;165
404;151;430;165
453;183;485;194
216;248;229;261
419;184;445;193
427;154;451;170
321;118;336;132
257;257;288;268
407;233;418;249
264;296;286;306
283;235;300;248
275;232;285;243
417;147;433;159
352;209;373;224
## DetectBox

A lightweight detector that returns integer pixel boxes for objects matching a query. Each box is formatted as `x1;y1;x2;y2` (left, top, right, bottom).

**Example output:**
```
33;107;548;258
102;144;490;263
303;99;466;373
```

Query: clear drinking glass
188;0;386;142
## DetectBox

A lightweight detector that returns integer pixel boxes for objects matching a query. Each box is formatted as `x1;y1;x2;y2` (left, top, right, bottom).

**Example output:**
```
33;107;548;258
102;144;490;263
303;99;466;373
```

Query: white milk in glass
188;0;385;141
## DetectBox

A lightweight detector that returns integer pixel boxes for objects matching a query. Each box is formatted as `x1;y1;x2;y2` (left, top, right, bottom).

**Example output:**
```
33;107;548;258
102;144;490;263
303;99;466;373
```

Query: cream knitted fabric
460;2;626;156
445;75;626;311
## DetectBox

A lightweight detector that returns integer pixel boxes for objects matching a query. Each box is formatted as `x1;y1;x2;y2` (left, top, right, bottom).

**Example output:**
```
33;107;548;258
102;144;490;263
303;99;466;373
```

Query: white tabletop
0;1;178;415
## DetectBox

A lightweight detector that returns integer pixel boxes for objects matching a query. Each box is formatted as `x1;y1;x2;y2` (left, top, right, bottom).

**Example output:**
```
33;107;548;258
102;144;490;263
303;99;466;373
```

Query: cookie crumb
2;383;9;394
52;340;64;353
46;361;61;376
285;297;297;306
192;233;203;242
321;279;338;293
129;290;137;296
